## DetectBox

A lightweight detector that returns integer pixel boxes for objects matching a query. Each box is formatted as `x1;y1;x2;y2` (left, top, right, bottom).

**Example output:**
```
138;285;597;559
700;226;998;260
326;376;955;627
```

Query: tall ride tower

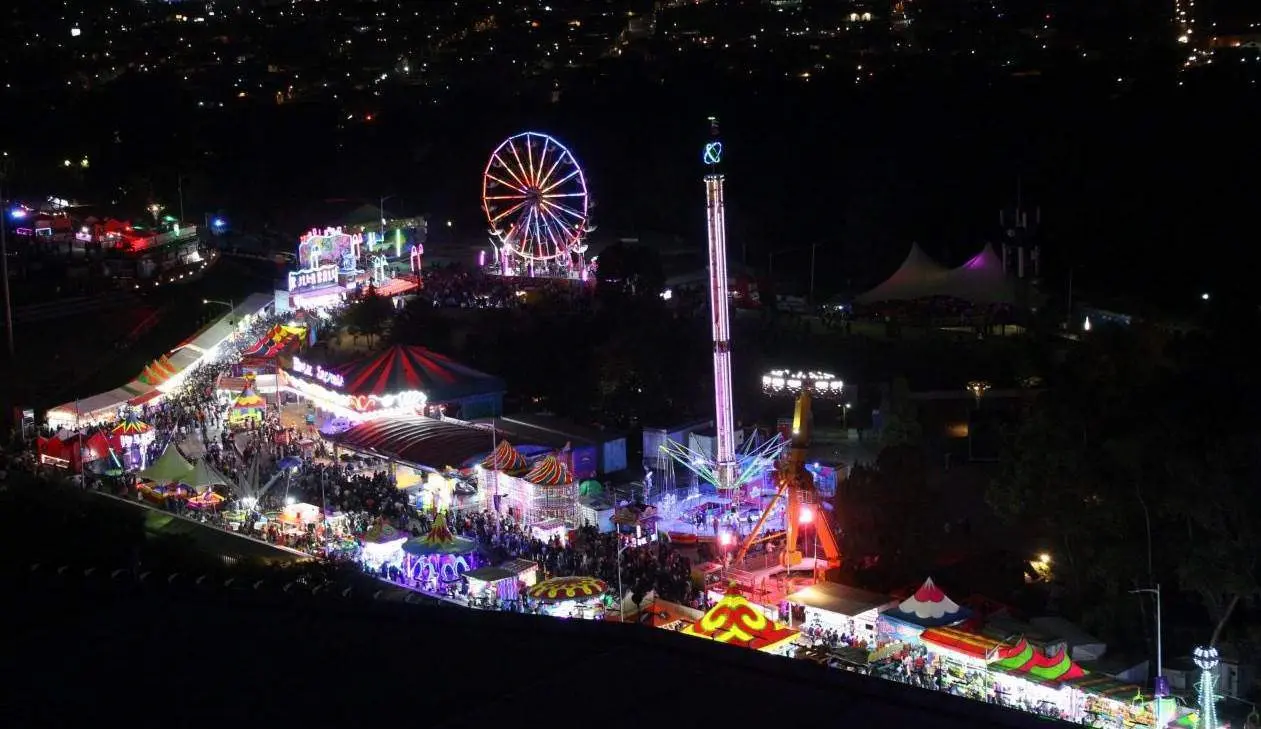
704;117;737;491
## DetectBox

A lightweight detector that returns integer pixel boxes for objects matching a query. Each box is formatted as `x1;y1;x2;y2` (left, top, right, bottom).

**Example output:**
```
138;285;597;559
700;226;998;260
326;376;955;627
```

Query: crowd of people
415;264;591;310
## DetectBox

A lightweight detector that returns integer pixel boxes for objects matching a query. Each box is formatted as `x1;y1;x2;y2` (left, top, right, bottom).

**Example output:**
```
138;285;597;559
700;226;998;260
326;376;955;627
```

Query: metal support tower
703;117;737;490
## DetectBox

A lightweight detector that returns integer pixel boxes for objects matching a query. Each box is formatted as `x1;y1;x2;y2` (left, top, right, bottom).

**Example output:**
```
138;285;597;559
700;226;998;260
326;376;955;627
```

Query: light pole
842;402;851;430
177;173;186;225
967;380;990;409
1132;585;1163;697
617;540;631;623
1;188;14;360
379;194;396;239
204;298;234;327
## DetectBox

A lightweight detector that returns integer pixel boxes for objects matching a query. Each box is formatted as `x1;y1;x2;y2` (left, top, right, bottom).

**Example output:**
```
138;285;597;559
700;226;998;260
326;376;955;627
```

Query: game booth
500;454;579;529
36;430;114;472
464;559;539;606
988;638;1084;721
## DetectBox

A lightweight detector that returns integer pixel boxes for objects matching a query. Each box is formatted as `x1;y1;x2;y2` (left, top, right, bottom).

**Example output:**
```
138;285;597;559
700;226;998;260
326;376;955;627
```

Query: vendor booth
989;638;1084;720
682;585;801;656
1062;674;1154;729
786;581;896;644
919;626;1006;701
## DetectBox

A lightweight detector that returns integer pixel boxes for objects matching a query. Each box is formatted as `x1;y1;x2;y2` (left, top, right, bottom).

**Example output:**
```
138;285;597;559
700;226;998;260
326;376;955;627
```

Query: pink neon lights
706;173;737;489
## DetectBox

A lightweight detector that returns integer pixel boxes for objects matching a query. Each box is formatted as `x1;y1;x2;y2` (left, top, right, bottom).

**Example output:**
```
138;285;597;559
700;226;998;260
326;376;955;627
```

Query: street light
842;402;852;430
1132;585;1164;698
147;202;164;225
616;540;632;623
204;298;234;326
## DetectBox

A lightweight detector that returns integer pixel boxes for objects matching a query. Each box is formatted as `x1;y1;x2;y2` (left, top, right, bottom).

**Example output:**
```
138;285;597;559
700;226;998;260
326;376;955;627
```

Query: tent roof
886;577;972;628
334;345;505;401
524;454;574;485
920;627;1005;661
327;415;499;470
185;459;232;490
856;243;1018;305
855;244;950;304
938;244;1017;305
138;445;194;483
682;590;799;652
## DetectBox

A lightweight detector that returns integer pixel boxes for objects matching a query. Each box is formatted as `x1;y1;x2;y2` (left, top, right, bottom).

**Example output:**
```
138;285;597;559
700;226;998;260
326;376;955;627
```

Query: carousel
399;513;481;591
525;575;609;619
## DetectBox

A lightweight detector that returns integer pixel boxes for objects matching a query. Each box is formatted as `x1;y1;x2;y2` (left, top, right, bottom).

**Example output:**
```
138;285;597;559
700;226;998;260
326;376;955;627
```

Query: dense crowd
416;265;591;310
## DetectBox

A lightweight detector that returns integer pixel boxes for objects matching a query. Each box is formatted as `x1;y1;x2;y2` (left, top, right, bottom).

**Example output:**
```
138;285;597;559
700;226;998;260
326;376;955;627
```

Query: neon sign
288;264;338;292
292;356;345;388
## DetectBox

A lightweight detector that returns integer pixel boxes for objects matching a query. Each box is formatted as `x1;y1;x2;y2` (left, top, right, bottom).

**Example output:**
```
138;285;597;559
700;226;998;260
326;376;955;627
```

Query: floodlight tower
704;117;737;491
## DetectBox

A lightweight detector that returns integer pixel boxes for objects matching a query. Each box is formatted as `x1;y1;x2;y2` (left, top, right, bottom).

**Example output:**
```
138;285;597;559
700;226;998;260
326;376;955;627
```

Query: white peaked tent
938;244;1017;305
855;243;950;304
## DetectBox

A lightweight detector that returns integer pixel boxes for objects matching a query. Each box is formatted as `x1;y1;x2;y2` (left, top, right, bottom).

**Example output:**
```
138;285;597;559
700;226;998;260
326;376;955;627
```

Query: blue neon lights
703;141;723;166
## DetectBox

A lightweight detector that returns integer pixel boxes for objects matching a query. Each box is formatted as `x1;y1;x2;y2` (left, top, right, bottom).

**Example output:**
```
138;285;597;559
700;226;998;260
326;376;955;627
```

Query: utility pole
1132;585;1164;697
0;171;14;360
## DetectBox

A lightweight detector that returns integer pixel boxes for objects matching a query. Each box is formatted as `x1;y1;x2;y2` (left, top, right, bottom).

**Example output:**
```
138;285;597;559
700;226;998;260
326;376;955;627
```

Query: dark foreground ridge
5;579;1074;729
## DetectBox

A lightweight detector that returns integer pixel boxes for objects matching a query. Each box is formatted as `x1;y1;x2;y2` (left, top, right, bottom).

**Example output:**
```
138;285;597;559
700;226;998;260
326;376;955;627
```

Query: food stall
785;581;896;644
919;627;1005;700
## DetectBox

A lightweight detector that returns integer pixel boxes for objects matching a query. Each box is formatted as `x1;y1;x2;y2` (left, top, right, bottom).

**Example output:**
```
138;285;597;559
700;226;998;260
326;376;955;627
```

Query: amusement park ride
735;389;842;574
481;131;596;278
659;119;842;580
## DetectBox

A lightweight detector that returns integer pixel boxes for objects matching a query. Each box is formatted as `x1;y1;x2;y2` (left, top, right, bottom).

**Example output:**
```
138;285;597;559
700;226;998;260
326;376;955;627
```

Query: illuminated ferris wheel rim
481;131;590;263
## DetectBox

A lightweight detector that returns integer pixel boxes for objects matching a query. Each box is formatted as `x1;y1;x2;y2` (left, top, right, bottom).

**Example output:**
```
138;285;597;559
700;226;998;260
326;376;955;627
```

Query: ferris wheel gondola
482;131;591;266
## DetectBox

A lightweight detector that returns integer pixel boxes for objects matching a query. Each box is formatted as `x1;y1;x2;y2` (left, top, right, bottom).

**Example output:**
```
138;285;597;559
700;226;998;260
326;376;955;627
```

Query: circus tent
882;577;972;632
334;345;505;402
681;586;800;653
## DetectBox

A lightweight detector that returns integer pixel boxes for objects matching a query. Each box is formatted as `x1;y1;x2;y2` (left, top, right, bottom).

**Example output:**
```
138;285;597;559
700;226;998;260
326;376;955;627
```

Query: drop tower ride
703;117;737;491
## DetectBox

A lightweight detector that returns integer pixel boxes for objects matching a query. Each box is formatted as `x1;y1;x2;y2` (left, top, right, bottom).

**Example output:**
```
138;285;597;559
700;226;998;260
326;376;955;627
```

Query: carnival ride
734;391;842;572
481;131;594;277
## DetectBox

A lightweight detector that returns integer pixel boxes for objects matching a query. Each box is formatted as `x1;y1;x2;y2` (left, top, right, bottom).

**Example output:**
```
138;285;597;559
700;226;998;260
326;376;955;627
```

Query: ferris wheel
482;131;590;264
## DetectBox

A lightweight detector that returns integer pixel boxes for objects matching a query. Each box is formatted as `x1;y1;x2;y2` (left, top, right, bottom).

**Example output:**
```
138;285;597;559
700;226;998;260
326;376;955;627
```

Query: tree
344;286;393;348
880;376;922;446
